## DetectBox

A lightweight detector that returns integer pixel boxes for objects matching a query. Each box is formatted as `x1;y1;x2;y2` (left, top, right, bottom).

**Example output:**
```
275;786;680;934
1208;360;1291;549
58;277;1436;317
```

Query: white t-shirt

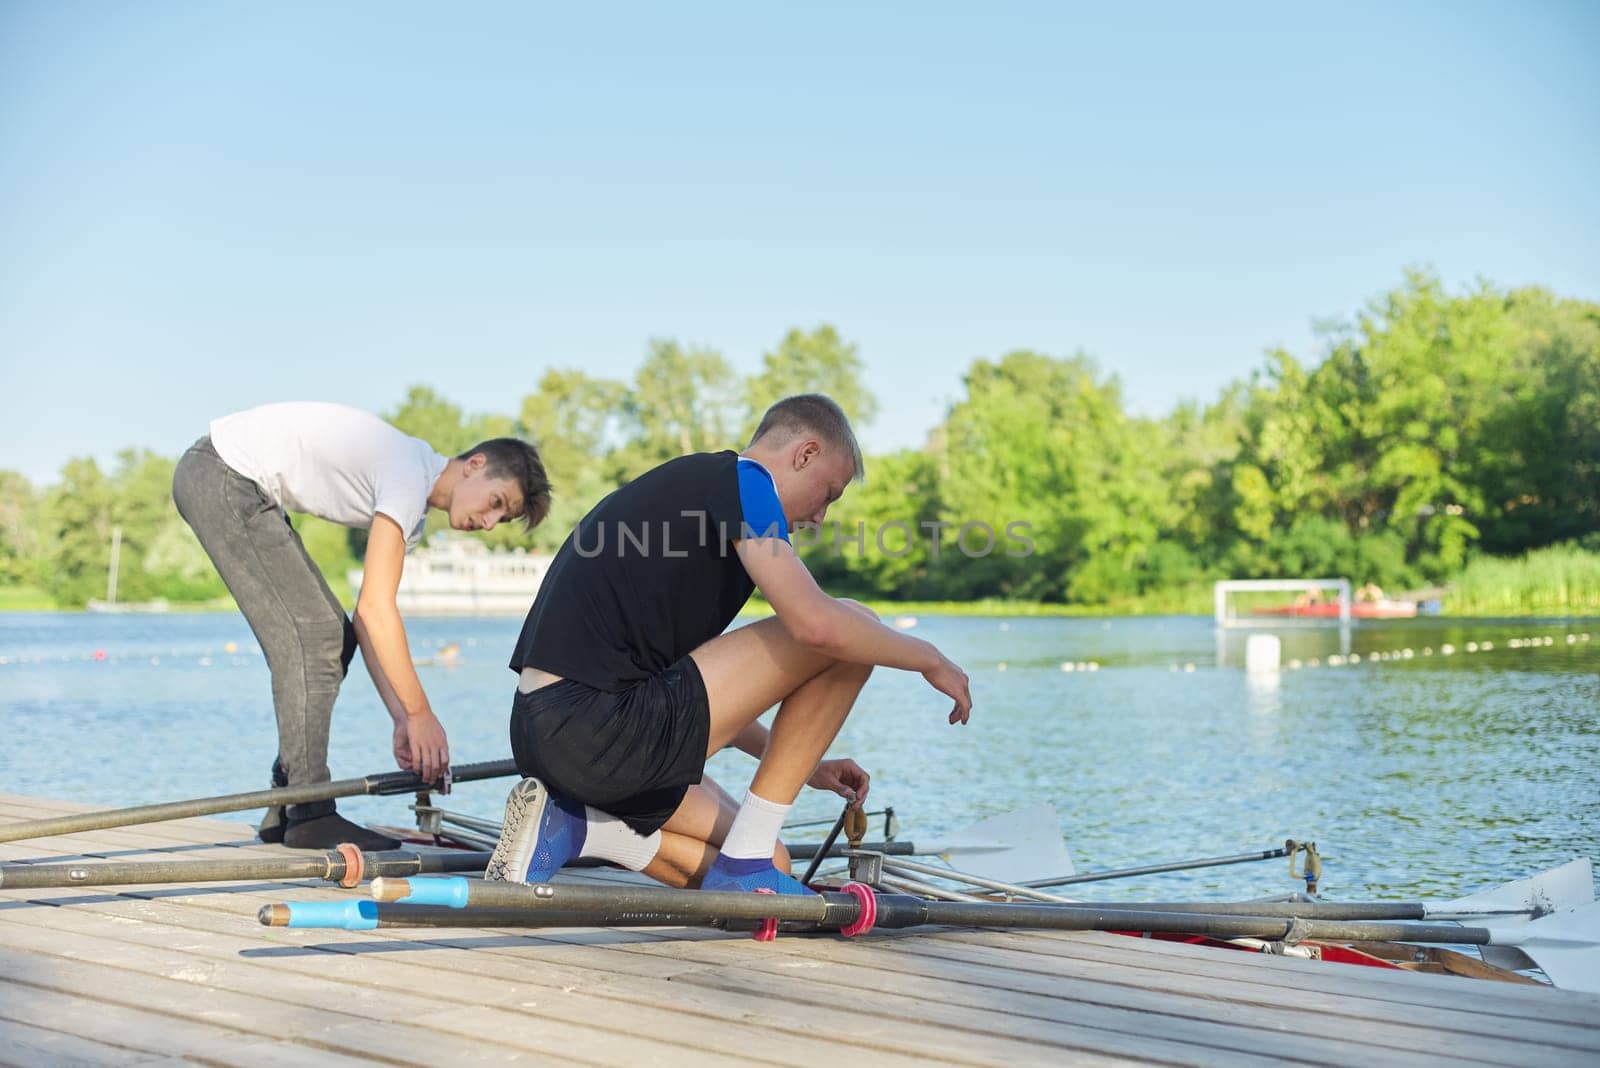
210;402;449;549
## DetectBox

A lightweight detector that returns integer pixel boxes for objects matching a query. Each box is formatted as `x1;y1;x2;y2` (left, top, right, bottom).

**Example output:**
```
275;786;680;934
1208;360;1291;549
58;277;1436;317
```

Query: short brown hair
748;394;865;482
458;439;552;531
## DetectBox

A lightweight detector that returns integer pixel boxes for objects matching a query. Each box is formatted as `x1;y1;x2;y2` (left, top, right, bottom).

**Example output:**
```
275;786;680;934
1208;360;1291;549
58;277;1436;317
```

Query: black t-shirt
509;450;789;692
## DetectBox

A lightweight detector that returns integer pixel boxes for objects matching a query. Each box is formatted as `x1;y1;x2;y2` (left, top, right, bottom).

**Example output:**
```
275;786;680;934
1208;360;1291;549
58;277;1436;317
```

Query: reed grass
1446;544;1600;616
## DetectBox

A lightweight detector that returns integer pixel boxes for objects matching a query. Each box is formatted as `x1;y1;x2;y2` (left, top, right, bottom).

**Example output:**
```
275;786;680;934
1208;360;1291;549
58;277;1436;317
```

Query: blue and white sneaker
484;777;587;884
700;854;815;896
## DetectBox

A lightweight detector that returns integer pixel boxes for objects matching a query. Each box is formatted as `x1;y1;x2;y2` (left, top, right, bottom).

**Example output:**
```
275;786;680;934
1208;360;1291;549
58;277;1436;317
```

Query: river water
2;611;1596;902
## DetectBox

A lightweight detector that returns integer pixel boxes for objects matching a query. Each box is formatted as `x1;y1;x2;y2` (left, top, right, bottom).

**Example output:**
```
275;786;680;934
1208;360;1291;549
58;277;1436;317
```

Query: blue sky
2;2;1596;484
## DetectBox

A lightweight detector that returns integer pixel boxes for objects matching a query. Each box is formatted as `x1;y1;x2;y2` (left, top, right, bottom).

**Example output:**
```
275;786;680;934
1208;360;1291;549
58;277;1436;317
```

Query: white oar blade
936;803;1074;885
1483;899;1600;995
1427;858;1594;919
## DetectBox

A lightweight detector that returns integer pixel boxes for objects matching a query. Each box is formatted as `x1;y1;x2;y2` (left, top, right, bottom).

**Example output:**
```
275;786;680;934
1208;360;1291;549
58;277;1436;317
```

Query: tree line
2;272;1596;609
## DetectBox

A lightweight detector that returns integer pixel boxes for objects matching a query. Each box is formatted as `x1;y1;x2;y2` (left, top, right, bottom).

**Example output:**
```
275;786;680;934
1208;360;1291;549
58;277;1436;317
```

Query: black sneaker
257;759;289;844
282;812;399;851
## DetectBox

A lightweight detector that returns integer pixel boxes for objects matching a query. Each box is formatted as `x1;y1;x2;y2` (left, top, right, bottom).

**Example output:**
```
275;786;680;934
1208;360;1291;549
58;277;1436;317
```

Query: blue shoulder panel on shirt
736;458;789;543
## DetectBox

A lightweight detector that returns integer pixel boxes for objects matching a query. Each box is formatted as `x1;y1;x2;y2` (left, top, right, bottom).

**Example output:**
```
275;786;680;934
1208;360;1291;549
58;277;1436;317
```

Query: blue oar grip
284;900;379;930
394;875;472;908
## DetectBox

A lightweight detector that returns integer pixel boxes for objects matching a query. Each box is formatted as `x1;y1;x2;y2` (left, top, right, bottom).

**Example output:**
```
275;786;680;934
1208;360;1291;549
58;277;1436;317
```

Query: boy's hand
923;653;973;725
392;719;415;772
808;758;871;808
397;711;451;783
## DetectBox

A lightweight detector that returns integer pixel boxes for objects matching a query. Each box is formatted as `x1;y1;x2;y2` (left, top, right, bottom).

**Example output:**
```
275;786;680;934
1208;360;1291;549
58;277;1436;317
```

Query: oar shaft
259;901;612;929
0;848;489;890
789;840;913;860
1060;900;1429;920
912;900;1491;944
367;877;1495;944
0;759;519;844
1021;847;1291;888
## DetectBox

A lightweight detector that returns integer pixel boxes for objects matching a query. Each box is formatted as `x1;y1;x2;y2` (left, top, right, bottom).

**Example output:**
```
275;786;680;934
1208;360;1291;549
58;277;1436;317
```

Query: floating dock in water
2;791;1598;1066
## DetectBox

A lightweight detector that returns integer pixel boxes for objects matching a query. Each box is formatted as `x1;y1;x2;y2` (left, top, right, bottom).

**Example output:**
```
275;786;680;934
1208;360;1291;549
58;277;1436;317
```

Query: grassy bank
0;584;55;611
1444;544;1600;617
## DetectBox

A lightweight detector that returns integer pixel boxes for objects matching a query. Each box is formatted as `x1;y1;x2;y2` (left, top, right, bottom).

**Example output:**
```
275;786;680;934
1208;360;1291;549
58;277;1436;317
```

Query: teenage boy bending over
173;401;550;850
488;393;972;895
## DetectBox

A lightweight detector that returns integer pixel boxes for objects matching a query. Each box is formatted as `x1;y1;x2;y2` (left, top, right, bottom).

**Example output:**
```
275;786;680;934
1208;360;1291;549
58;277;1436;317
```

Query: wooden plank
6;790;1595;1068
580;970;1136;1067
673;956;1300;1067
929;928;1600;1026
0;1014;147;1067
565;932;1517;1067
0;898;934;1065
15;891;970;1064
893;933;1600;1050
0;978;358;1067
860;929;1597;1062
522;929;1328;1066
0;943;536;1065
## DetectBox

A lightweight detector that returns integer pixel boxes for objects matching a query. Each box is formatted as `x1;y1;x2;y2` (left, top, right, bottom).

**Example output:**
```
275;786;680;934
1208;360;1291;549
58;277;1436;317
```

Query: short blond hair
749;394;864;481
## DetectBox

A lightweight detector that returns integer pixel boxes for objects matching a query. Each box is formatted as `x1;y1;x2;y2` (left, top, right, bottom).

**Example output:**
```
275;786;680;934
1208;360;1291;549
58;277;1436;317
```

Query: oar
366;876;1600;991
1019;845;1291;889
0;759;520;844
1038;859;1596;922
265;875;1600;993
0;847;489;890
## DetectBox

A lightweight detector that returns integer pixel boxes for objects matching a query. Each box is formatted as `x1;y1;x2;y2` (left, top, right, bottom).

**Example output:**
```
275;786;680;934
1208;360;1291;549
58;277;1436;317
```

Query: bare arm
734;537;973;724
353;515;450;780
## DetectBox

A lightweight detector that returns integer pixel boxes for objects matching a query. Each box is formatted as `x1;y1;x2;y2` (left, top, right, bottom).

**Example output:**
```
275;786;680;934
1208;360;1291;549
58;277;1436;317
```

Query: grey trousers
172;437;356;819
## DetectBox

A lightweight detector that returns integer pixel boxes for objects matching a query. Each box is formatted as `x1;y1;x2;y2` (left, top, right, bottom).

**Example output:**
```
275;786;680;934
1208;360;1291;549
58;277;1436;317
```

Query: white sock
578;806;661;871
719;790;792;861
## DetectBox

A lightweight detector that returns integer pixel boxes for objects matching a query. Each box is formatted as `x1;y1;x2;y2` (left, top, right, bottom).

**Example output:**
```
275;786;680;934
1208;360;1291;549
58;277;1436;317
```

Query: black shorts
508;656;711;836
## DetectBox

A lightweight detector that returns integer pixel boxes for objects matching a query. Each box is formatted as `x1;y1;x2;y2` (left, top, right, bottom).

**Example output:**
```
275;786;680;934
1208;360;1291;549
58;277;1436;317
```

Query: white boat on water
86;525;170;614
349;534;551;616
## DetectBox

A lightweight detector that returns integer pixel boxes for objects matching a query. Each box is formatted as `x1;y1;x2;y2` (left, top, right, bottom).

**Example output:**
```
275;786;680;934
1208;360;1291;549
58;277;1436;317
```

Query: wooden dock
2;791;1598;1067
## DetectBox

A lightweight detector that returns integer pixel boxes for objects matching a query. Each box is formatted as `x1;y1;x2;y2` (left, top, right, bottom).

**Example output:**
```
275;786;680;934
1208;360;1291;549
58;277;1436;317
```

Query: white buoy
1061;662;1075;672
1183;663;1196;673
1466;642;1479;653
1245;634;1281;675
997;662;1007;672
1441;644;1456;656
1086;661;1099;672
1480;641;1493;651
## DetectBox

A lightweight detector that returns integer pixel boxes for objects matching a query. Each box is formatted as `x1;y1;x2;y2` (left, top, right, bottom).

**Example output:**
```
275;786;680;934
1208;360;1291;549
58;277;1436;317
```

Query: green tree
804;449;941;598
934;351;1164;603
0;471;42;586
615;339;742;478
386;386;470;454
518;369;630;550
743;325;879;436
43;457;114;606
